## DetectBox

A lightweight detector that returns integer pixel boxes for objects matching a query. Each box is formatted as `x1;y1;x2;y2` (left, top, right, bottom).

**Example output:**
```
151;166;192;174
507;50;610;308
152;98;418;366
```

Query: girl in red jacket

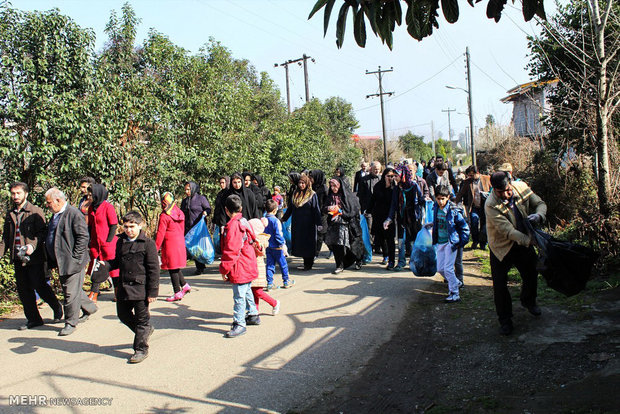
219;194;260;338
155;192;189;302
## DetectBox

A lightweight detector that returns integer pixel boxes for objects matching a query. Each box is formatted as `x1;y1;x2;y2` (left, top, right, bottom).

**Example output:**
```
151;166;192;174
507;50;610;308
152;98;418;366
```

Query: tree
309;0;547;49
527;0;619;215
398;131;433;161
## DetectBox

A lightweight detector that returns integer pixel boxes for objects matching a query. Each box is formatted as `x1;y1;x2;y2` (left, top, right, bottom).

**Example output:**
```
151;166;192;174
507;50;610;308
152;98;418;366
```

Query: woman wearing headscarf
369;167;398;269
181;181;212;275
324;176;365;274
281;174;322;271
253;174;271;216
156;192;189;302
213;173;259;228
384;163;425;271
309;169;328;257
86;184;119;302
243;172;265;216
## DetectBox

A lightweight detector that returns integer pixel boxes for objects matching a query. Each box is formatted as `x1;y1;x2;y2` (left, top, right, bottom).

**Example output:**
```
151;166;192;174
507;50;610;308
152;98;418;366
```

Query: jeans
397;238;412;268
436;242;459;294
470;206;486;247
232;282;258;326
266;248;289;285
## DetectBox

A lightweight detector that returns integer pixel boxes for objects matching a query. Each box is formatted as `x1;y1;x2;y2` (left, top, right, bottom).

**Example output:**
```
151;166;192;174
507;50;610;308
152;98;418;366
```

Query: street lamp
446;84;476;166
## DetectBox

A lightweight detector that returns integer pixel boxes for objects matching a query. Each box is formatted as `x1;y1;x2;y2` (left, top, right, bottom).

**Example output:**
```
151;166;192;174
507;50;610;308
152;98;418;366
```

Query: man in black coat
0;182;62;330
353;161;369;193
357;161;382;251
44;187;97;336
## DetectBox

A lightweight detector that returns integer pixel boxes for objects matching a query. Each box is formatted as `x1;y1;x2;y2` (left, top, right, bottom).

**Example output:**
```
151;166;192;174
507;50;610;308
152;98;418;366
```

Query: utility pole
466;47;476;166
431;120;436;154
442;108;455;143
366;66;394;166
275;54;315;113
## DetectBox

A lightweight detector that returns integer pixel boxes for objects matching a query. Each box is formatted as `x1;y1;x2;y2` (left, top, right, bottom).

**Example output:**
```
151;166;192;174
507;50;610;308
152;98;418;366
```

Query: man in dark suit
0;182;63;330
353;161;369;193
44;187;97;336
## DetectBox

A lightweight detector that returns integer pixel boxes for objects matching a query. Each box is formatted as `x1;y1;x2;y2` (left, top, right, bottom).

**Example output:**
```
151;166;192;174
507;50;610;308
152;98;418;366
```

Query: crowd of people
0;156;548;363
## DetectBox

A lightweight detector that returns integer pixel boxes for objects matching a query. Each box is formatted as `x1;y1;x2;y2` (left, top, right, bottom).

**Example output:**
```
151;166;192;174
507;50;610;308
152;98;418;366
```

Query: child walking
248;218;280;315
155;192;190;302
432;185;470;303
108;211;159;363
263;199;293;290
271;186;284;219
219;195;261;338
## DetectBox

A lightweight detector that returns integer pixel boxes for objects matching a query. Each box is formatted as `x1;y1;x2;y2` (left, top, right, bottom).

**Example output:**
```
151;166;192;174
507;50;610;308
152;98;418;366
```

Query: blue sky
15;0;552;144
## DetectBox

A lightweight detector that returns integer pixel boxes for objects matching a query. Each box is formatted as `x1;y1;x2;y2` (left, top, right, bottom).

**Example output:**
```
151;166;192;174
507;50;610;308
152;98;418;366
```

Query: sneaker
245;314;261;326
332;267;344;274
380;257;388;265
393;266;403;272
129;350;148;364
281;280;295;289
265;284;275;291
457;280;464;289
165;291;184;302
272;300;281;316
386;262;395;270
354;262;362;270
444;292;461;303
18;321;44;331
225;323;247;338
182;283;191;295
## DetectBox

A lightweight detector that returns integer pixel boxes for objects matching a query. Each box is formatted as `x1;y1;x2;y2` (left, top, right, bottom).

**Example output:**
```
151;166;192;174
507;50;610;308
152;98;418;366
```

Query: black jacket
109;231;160;301
357;173;380;214
0;201;47;266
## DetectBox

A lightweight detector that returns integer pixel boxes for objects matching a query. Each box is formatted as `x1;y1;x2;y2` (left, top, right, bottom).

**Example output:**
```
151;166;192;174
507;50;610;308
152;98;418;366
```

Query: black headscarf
310;169;327;209
325;176;360;219
89;184;108;211
287;172;301;206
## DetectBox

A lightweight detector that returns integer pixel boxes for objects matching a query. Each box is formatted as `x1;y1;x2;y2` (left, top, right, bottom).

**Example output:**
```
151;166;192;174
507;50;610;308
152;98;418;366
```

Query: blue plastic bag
213;224;221;255
185;219;215;265
282;208;292;251
359;214;373;264
410;227;437;276
425;200;434;224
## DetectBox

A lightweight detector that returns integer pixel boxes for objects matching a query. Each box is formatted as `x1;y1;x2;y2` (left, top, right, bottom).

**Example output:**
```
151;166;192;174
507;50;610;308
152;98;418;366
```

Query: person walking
44;187;97;336
155;192;189;302
369;168;398;269
486;171;547;335
309;169;328;257
213;173;259;228
86;184;119;303
324;177;365;274
281;175;322;271
456;165;491;250
181;181;211;275
0;182;63;330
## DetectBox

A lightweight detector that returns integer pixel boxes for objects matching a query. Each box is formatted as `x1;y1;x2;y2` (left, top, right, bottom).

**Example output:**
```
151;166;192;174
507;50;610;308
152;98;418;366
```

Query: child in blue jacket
263;200;293;290
432;185;470;303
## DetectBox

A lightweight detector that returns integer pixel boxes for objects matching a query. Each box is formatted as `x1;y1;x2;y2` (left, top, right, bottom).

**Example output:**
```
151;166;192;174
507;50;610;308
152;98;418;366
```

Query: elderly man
485;172;547;336
357;161;381;246
45;187;97;336
353;161;369;193
0;182;63;330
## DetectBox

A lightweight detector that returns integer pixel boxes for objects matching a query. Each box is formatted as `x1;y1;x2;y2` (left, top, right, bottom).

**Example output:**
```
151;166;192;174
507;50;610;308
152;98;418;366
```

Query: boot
88;292;98;303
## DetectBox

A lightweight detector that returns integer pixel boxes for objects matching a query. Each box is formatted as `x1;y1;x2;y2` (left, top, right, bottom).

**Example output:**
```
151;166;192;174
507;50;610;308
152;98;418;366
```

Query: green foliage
434;138;453;160
309;0;546;49
397;131;433;161
0;3;362;228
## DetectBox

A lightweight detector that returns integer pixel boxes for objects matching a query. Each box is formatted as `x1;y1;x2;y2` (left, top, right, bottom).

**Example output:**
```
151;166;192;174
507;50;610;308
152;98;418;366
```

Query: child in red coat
219;195;260;338
155;192;189;302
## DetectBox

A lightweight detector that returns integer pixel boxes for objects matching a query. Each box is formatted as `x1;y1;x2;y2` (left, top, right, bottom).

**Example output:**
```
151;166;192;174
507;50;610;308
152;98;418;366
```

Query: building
501;79;558;137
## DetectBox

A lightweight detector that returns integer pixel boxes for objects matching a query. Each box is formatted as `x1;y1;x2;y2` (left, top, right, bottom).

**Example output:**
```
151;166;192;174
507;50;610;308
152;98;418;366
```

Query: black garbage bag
532;227;598;297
